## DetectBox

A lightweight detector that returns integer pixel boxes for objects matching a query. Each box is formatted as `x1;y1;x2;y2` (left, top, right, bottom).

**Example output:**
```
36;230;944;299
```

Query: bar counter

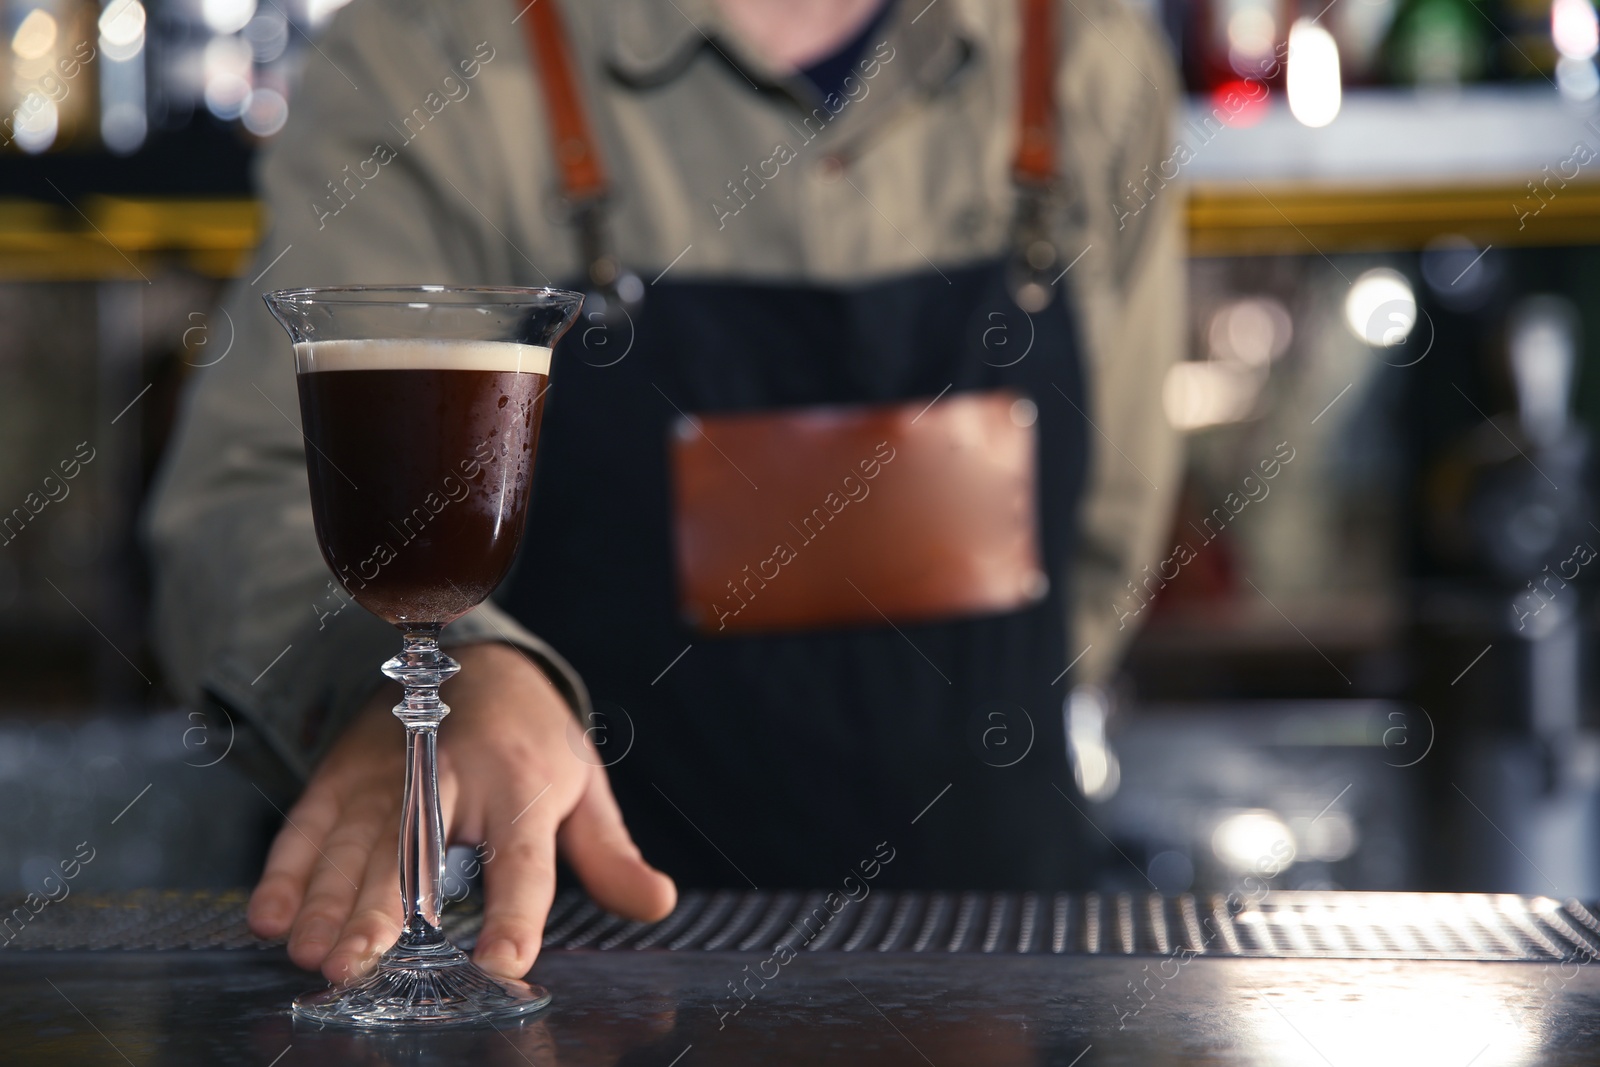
8;889;1600;1065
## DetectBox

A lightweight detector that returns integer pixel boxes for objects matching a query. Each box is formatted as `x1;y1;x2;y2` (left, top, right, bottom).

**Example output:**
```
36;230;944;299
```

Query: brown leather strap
1012;0;1057;186
519;0;608;202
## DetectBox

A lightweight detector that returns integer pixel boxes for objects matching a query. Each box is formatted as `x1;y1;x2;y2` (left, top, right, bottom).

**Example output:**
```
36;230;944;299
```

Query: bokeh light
1288;19;1342;129
1344;269;1416;347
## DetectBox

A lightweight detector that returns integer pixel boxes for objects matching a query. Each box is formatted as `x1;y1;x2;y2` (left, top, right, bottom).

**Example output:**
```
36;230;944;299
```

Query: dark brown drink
294;340;549;625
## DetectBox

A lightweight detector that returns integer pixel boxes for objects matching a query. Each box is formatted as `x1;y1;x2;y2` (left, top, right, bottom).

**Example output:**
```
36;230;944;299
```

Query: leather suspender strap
1006;0;1063;311
517;0;641;315
1012;0;1057;187
519;0;608;203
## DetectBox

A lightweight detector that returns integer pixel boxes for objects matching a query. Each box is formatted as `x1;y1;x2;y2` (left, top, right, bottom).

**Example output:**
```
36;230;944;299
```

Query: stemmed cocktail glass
264;285;582;1028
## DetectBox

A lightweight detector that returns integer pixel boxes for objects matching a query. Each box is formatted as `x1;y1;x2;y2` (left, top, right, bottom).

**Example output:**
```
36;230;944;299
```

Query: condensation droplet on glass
497;395;509;408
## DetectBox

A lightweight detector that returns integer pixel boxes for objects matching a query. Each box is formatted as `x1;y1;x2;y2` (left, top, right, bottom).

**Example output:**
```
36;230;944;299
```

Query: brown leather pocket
670;389;1047;635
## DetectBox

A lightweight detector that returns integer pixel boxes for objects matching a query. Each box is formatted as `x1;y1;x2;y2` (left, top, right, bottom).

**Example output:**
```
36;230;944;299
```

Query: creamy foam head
295;338;551;375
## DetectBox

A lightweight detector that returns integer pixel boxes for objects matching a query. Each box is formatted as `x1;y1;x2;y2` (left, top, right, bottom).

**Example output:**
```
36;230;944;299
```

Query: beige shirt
145;0;1185;782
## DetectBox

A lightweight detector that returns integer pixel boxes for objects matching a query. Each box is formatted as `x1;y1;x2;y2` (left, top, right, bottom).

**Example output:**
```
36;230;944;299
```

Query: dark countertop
8;949;1600;1066
10;888;1600;1065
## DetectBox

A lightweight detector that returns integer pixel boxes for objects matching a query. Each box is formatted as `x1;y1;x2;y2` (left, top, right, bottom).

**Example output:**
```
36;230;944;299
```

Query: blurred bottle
1330;0;1399;85
1423;295;1590;581
1189;0;1293;91
1382;0;1494;86
1498;0;1561;79
1415;295;1600;895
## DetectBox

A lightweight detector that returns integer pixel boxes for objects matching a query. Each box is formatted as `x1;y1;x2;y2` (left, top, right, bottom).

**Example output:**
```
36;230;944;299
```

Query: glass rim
263;284;584;307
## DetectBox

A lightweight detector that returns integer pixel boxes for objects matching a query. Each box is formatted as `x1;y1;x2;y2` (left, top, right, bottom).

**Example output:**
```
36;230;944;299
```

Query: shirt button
817;155;844;182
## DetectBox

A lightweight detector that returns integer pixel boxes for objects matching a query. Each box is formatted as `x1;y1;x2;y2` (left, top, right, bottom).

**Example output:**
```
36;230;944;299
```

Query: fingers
320;822;403;984
316;750;459;983
284;795;389;971
558;765;677;923
473;804;560;979
251;690;403;962
247;793;338;940
249;645;676;987
472;764;677;980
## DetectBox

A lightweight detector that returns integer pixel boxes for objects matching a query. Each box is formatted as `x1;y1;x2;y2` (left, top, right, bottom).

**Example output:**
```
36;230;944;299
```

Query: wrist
450;641;555;684
445;642;575;722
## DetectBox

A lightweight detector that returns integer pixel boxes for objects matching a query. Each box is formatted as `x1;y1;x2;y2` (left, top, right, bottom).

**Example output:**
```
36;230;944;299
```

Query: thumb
556;764;677;922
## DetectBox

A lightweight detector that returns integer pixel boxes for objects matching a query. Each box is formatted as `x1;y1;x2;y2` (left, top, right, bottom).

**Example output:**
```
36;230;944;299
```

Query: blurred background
2;0;1600;906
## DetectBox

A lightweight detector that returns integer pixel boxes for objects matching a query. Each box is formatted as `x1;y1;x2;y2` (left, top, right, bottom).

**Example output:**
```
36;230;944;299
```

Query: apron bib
500;264;1097;889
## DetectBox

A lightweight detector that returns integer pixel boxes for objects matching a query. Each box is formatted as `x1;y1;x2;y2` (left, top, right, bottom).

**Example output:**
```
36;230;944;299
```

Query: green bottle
1383;0;1492;85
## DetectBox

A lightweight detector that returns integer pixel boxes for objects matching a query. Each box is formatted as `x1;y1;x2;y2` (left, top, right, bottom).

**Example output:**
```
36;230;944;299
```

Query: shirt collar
603;0;978;94
604;0;742;87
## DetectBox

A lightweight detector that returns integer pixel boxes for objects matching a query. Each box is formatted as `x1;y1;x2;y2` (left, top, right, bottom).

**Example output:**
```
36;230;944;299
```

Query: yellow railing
1187;180;1600;257
0;183;1594;280
0;197;261;280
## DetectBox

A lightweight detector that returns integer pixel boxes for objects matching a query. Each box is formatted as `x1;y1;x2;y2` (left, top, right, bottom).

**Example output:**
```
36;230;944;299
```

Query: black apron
498;258;1099;891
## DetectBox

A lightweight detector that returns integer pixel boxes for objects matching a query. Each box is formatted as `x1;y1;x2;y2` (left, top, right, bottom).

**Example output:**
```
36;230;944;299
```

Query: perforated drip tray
4;889;1599;962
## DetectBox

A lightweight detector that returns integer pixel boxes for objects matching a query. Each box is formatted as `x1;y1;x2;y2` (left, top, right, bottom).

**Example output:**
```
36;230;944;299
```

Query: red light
1210;79;1270;128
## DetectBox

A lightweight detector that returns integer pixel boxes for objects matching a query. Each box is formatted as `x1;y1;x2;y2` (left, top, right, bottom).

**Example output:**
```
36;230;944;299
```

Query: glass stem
382;624;459;950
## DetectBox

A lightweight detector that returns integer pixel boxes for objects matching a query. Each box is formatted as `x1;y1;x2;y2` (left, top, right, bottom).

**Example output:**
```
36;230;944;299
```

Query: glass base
292;940;551;1029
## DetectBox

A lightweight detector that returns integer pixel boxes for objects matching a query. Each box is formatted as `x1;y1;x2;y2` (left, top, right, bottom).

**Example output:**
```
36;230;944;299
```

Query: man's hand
245;642;676;984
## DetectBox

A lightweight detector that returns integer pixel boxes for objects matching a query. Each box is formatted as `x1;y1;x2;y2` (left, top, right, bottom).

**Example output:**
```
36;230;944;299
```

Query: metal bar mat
5;890;1599;962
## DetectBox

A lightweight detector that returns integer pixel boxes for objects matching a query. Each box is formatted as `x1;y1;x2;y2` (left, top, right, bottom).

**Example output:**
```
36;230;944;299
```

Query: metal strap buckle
572;198;644;328
1006;182;1062;314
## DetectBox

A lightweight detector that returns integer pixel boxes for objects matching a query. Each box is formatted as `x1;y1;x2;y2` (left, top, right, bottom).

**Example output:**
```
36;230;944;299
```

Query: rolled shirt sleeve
142;0;589;789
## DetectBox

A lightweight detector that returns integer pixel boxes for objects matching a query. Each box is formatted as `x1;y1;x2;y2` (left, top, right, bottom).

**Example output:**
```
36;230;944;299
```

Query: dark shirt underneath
797;1;895;99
